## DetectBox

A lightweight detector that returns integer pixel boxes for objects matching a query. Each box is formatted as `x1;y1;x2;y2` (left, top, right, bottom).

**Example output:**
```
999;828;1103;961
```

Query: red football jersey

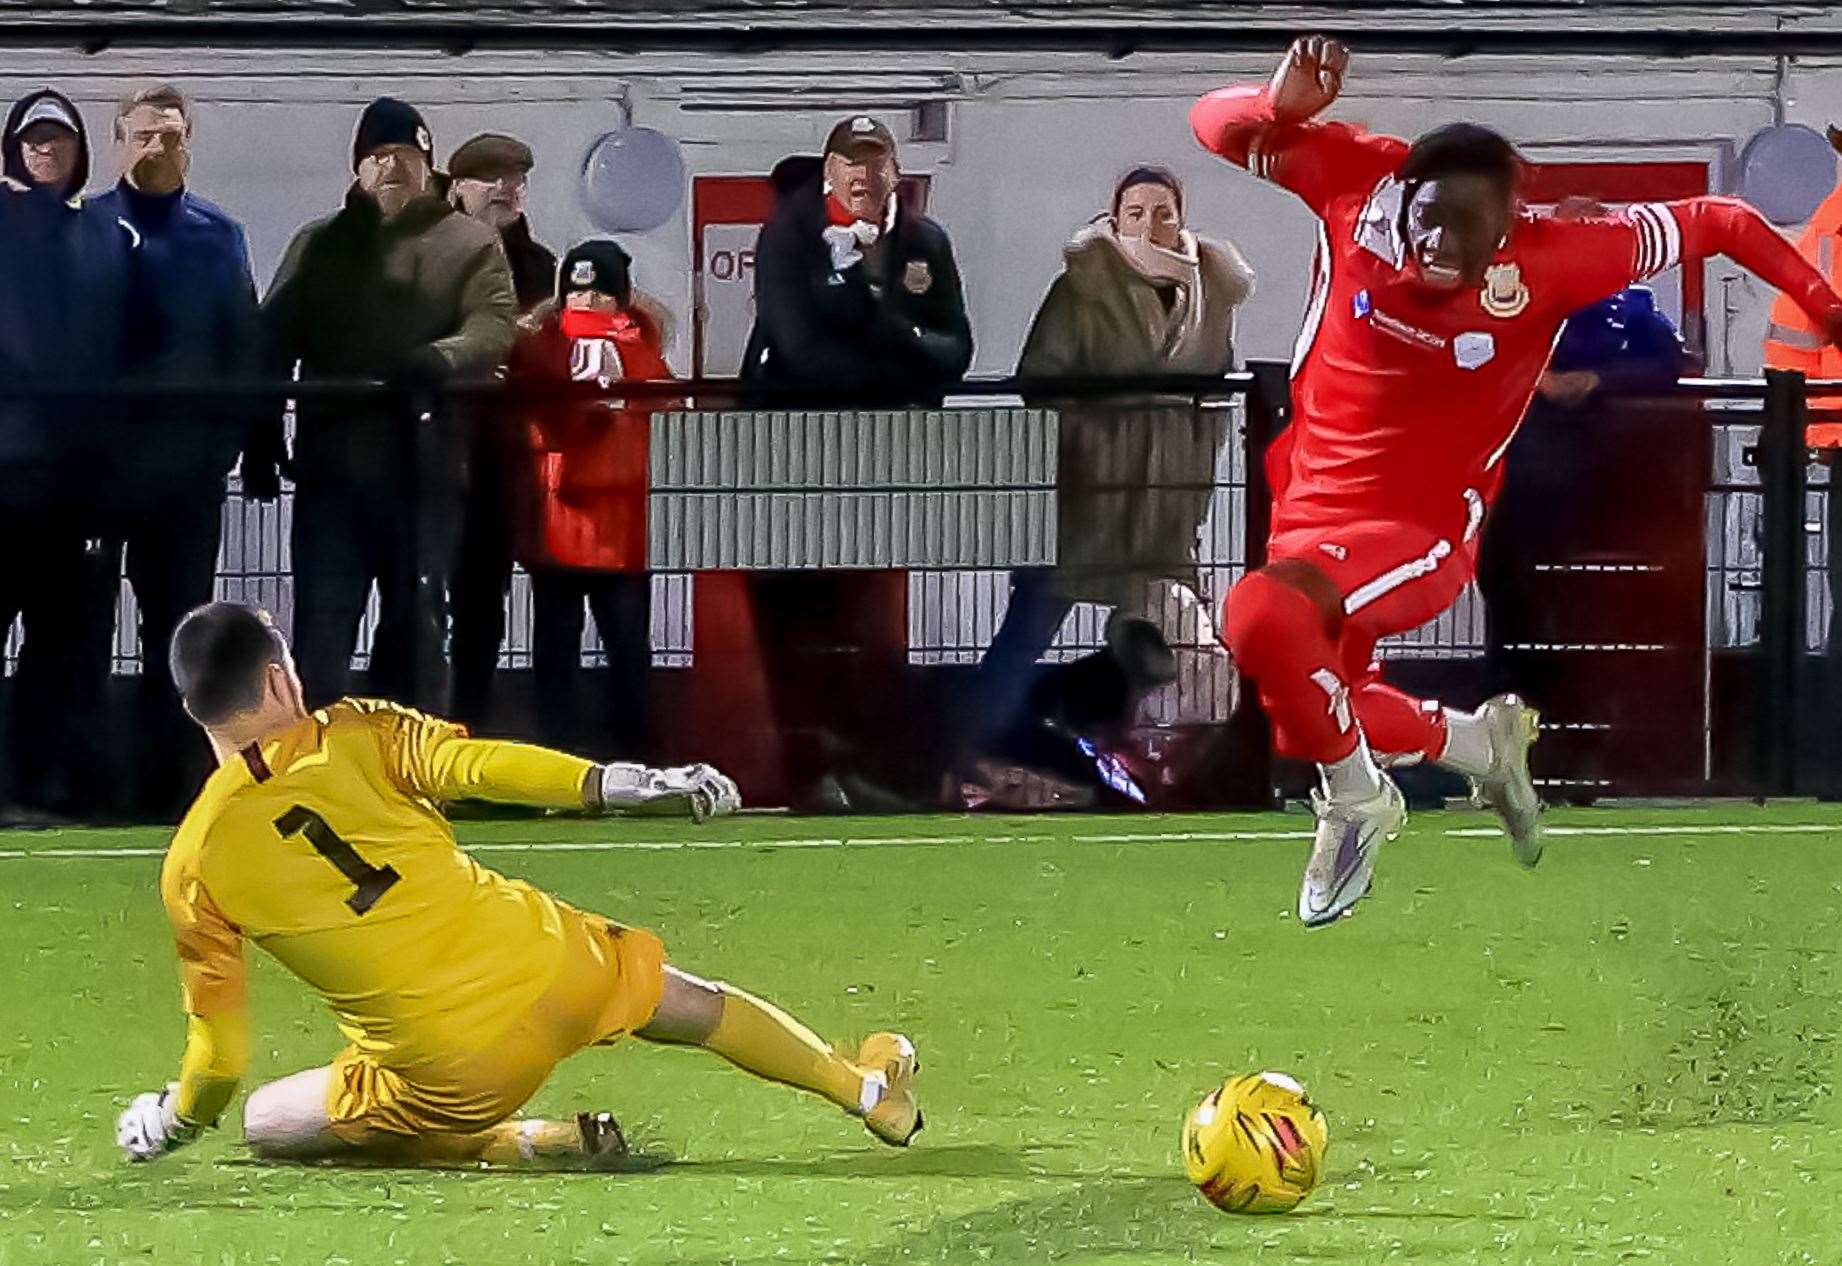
1192;85;1842;543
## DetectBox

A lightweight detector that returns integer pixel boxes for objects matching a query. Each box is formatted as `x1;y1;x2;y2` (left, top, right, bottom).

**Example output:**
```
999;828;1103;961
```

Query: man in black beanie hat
253;95;516;713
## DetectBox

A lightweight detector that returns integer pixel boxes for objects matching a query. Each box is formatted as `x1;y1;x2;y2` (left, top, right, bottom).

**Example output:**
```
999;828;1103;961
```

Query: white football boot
1297;776;1407;928
1468;694;1543;867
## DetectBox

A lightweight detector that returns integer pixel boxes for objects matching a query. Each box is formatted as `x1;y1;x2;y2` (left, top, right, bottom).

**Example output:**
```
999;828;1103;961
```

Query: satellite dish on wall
579;125;687;234
1736;123;1838;226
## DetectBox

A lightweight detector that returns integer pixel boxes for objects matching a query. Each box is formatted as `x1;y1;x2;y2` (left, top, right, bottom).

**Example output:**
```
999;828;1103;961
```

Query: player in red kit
1194;37;1842;926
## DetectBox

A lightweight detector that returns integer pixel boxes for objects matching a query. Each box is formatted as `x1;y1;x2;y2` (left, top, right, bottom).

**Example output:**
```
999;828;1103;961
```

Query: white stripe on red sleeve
1629;203;1682;278
1631;206;1659;277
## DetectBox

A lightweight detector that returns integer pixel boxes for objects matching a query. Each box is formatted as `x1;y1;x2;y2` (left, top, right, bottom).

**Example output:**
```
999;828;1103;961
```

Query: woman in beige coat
978;167;1254;744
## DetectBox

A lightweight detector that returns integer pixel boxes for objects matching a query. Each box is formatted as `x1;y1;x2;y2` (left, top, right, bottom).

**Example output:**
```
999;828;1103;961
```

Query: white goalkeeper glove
117;1085;202;1162
596;762;741;823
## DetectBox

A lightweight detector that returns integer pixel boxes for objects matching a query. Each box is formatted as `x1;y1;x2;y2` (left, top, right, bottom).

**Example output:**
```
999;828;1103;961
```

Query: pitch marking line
0;828;1315;861
1447;823;1842;839
0;821;1836;862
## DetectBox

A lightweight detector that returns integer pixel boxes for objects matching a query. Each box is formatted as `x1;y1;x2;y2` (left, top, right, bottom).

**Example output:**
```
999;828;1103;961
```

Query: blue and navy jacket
89;179;261;487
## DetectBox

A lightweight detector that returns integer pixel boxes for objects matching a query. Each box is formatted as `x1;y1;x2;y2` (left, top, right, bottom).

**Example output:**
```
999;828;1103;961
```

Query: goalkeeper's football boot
574;1111;631;1169
855;1032;923;1147
1468;694;1544;867
1298;776;1406;928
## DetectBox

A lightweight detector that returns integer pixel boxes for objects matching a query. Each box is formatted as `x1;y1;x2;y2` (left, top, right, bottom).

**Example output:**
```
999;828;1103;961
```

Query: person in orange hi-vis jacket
1761;129;1842;799
1762;126;1842;449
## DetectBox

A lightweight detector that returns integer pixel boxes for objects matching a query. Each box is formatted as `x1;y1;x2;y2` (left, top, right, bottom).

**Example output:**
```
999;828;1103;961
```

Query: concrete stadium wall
4;46;1837;375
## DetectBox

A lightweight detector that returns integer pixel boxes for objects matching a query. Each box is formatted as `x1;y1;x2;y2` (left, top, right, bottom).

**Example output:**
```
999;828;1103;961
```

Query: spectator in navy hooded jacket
89;83;260;815
0;87;136;818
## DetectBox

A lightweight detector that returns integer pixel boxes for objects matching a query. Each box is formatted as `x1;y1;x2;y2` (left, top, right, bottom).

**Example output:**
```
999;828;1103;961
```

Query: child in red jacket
509;239;672;756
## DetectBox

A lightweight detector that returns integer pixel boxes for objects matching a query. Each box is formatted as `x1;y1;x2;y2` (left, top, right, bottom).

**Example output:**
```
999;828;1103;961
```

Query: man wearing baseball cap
0;87;138;819
3;89;89;201
741;113;971;405
737;116;973;807
254;95;517;713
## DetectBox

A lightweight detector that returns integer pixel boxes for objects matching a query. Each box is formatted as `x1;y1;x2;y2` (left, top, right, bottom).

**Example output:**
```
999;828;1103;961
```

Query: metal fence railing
1;366;1836;802
1705;418;1835;653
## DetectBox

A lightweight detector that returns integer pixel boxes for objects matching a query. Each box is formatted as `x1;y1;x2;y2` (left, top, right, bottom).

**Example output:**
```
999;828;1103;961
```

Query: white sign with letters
699;222;761;378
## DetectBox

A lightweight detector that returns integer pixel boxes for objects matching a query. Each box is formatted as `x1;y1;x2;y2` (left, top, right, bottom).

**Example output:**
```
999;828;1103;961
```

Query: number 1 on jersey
274;806;401;915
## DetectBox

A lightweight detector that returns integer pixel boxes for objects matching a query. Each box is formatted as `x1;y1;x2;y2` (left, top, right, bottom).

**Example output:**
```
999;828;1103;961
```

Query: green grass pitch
2;804;1840;1265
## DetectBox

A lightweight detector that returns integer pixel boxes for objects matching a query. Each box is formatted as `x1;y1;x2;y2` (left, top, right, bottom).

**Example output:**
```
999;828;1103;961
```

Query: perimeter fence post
1218;361;1291;810
1758;368;1809;798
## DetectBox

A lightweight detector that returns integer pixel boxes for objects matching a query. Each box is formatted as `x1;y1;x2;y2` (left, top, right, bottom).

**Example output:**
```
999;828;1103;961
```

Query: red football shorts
1267;519;1478;675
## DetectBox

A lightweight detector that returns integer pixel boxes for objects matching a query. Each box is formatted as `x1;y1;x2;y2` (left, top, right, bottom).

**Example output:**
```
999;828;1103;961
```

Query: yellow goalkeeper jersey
161;699;595;1072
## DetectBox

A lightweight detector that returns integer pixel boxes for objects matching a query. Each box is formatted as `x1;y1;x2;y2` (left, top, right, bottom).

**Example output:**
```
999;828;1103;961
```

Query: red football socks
1350;676;1448;768
1222;570;1360;764
1223;570;1449;769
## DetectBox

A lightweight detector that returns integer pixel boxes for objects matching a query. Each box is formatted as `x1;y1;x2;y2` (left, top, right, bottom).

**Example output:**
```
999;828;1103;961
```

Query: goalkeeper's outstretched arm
386;709;742;823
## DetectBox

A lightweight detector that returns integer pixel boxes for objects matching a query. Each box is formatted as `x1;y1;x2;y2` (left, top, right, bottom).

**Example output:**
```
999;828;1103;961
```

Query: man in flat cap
445;131;558;727
448;132;555;312
254;96;517;714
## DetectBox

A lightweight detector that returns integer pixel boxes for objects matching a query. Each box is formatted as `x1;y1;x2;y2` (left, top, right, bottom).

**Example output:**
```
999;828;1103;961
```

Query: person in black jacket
0;88;135;819
741;117;972;405
444;131;557;727
89;84;261;816
252;98;517;714
737;119;973;807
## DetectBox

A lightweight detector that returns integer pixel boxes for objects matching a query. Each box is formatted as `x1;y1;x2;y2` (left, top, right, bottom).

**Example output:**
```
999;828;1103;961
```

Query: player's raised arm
118;870;251;1162
1190;35;1408;211
1553;198;1842;343
380;702;742;823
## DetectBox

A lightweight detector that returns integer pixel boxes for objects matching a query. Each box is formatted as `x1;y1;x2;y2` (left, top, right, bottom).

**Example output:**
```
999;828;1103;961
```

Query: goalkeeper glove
596;762;741;823
116;1085;202;1162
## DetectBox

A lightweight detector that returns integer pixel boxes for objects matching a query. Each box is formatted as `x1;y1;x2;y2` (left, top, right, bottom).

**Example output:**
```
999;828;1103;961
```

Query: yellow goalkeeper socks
477;1119;584;1165
398;1119;582;1167
706;984;868;1112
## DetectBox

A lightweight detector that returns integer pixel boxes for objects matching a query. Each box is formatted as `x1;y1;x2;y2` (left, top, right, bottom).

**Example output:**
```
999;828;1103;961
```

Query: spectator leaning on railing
445;131;556;729
741;115;971;404
975;166;1253;755
88;83;261;817
251;96;517;712
0;88;137;820
508;239;666;758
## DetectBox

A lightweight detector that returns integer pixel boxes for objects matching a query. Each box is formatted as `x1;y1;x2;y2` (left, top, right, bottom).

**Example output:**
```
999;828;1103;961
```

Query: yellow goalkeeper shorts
324;911;665;1145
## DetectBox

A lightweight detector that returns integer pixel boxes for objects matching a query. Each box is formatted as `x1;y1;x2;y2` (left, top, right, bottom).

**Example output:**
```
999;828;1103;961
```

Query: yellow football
1181;1070;1329;1214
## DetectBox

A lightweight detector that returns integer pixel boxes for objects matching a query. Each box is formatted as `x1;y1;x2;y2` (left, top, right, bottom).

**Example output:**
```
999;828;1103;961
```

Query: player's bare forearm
1677;197;1842;336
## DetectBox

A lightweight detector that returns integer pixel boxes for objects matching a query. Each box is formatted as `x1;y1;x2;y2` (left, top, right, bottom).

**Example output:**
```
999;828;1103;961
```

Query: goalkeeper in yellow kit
115;602;920;1166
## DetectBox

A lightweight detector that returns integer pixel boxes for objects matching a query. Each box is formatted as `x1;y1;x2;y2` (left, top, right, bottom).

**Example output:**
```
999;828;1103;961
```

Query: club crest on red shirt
1480;262;1530;318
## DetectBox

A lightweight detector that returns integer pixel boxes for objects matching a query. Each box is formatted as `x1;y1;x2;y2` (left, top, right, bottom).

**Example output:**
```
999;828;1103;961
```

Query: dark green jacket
253;188;516;487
